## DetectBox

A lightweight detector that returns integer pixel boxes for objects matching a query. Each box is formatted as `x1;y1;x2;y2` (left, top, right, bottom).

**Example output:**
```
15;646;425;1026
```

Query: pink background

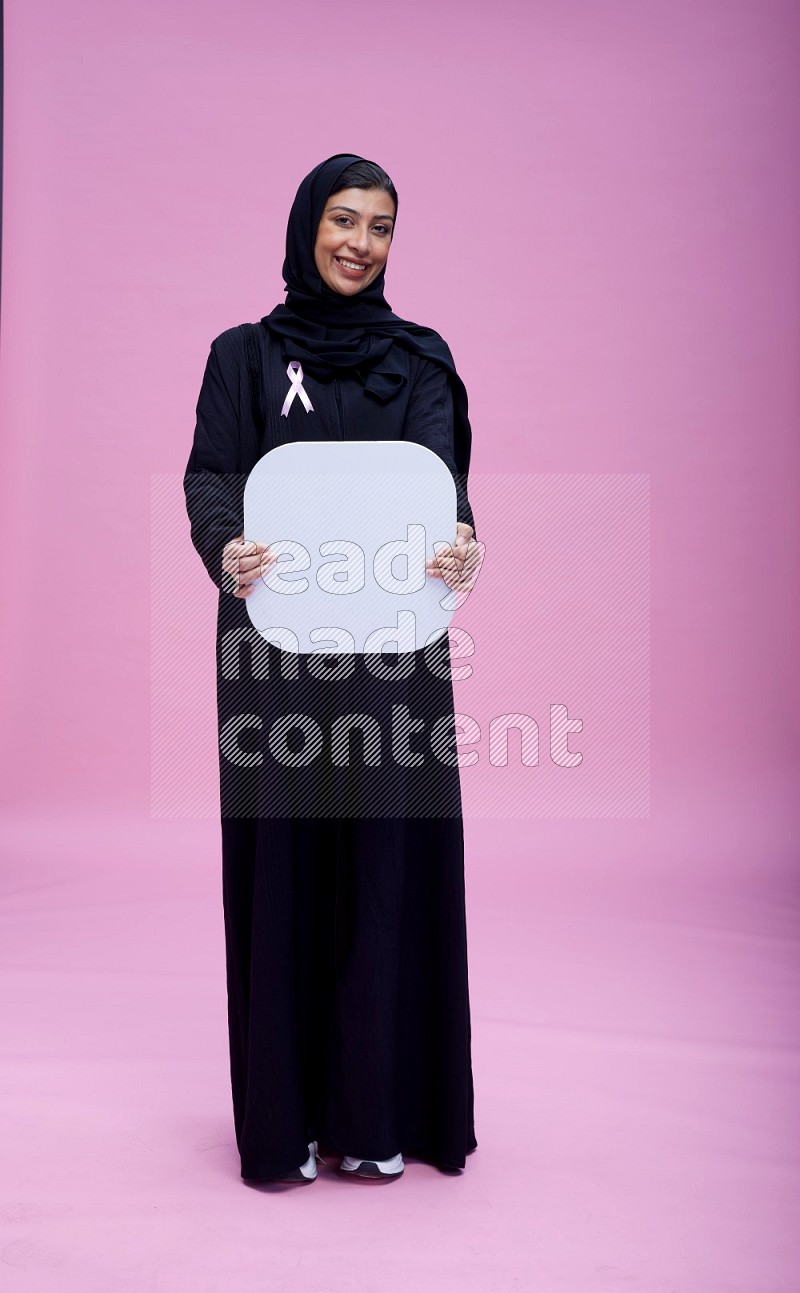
1;0;799;1288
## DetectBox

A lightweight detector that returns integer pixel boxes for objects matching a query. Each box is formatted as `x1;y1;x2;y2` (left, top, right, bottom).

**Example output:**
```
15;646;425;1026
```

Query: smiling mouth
335;256;369;272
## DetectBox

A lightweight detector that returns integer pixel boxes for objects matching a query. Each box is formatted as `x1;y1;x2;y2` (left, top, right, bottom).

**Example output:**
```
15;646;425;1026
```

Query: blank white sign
242;440;459;655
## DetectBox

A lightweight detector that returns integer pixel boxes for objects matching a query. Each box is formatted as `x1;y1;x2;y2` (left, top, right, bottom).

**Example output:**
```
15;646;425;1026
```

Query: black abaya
184;320;478;1177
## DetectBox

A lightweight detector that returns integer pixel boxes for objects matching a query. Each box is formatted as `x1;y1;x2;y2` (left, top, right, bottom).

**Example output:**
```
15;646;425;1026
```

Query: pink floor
2;790;798;1292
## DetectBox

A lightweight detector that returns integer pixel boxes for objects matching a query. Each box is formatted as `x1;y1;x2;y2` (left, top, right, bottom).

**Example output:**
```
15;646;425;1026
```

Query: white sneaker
340;1151;404;1179
277;1140;318;1182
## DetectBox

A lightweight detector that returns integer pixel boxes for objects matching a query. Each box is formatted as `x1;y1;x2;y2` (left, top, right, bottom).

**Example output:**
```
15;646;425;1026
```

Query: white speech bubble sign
242;440;458;655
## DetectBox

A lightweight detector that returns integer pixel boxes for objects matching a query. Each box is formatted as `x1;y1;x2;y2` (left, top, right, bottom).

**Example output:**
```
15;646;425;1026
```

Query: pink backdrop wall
2;0;799;853
1;1;799;1288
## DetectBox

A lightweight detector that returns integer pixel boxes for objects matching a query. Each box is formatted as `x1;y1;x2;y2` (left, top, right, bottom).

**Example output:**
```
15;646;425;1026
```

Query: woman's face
314;186;396;295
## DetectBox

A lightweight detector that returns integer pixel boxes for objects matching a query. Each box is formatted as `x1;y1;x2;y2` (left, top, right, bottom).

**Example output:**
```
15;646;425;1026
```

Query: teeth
337;258;367;271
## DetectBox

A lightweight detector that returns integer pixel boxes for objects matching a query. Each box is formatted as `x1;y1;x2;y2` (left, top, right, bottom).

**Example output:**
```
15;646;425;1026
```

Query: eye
373;225;391;236
333;215;353;226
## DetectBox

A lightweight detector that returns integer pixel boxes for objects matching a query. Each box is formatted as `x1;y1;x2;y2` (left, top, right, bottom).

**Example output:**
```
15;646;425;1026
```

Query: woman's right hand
221;533;275;598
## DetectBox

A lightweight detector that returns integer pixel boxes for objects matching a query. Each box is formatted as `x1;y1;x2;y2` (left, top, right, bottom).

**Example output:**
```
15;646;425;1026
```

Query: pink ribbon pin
280;361;314;417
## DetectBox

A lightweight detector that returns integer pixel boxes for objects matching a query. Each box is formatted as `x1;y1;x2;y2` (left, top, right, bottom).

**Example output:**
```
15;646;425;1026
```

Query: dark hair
331;160;398;223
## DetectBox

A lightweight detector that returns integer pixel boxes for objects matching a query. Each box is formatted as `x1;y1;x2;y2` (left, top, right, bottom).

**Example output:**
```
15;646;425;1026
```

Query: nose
347;225;371;257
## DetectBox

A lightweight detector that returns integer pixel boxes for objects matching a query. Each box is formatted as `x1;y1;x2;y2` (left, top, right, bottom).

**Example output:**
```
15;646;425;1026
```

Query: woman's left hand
425;522;482;592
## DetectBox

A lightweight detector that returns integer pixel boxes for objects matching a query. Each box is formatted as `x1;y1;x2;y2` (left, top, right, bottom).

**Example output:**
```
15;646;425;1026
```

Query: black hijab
260;153;474;488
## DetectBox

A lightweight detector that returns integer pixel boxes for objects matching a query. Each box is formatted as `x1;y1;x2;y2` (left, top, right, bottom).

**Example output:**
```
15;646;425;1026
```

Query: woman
184;153;480;1184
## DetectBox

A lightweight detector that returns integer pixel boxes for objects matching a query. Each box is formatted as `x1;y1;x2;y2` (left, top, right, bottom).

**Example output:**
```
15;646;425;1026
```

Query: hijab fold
260;153;474;480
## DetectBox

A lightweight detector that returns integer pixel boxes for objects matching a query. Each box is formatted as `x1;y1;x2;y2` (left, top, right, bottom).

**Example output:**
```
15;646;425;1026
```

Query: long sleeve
403;358;477;542
183;335;250;591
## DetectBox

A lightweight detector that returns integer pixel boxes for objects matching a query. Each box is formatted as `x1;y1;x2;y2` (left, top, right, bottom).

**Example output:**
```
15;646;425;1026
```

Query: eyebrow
327;205;395;222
